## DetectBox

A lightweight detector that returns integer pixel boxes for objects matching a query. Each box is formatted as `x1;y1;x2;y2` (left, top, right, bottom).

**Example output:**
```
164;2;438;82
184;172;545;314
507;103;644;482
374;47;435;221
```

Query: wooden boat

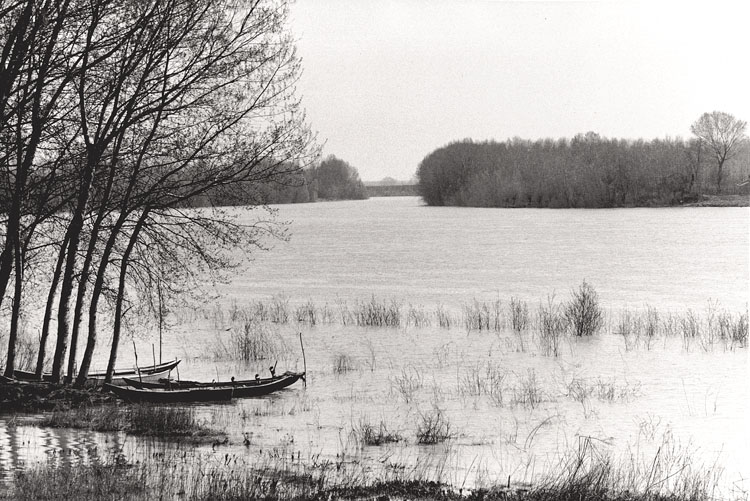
104;383;233;403
123;371;306;399
13;359;181;386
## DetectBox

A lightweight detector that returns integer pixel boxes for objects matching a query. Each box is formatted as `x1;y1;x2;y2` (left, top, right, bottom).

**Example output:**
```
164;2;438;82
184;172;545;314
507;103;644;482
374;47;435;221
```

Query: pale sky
289;1;749;182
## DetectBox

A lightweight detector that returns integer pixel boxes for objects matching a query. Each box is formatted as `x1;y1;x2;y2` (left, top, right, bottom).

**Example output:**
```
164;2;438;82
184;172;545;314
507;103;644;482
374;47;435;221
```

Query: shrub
565;281;603;337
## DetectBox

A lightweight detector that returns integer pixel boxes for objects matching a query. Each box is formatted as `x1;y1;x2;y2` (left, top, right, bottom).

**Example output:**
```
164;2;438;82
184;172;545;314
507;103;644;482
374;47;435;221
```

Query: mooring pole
299;332;307;388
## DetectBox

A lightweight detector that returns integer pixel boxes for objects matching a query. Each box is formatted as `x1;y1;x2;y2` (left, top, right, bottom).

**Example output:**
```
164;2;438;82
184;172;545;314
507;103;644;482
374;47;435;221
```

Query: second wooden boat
103;383;234;403
123;371;306;399
13;359;181;386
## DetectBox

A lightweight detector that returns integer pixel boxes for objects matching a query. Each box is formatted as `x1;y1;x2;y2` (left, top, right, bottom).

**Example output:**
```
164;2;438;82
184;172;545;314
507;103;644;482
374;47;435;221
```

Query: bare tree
690;111;747;193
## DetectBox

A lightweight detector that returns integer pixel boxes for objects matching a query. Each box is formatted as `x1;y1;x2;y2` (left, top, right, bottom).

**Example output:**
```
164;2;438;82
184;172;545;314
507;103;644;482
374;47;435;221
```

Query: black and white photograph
0;0;748;499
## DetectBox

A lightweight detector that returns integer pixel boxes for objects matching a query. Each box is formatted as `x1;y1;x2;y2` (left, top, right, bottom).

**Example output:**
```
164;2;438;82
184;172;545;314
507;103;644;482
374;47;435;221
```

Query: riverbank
0;380;115;412
684;194;750;207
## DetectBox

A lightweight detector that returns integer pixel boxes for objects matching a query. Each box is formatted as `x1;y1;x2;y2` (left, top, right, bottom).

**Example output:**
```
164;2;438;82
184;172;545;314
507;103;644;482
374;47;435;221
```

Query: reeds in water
462;299;502;331
332;353;357;374
353;418;403;446
415;408;454;444
536;296;567;357
353;296;401;327
226;319;283;361
39;404;219;440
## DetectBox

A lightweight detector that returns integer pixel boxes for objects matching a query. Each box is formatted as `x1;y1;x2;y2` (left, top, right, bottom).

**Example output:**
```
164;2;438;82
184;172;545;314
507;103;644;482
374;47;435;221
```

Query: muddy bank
0;380;114;412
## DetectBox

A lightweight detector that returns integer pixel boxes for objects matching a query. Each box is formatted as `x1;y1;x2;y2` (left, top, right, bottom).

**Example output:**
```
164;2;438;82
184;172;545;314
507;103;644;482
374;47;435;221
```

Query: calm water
229;196;748;311
1;197;748;494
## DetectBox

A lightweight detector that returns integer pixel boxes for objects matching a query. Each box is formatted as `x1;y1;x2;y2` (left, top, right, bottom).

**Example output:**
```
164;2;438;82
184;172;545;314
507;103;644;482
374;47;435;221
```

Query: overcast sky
289;1;749;182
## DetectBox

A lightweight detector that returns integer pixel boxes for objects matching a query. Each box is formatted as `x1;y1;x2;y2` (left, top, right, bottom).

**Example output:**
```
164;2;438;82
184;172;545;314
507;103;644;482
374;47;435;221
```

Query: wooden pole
298;332;307;387
133;340;141;383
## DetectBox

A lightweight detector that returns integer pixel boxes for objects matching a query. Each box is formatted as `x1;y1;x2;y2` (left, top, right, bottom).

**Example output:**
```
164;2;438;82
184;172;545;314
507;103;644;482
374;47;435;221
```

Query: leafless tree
690;111;747;193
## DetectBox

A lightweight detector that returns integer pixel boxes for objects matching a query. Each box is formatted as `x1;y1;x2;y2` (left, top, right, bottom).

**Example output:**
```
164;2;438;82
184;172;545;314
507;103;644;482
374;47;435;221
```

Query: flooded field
1;197;748;497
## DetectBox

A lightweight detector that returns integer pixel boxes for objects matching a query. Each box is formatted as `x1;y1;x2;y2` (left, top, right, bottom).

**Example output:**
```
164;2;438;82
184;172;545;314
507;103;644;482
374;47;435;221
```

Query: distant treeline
366;184;418;197
417;133;750;208
192;155;368;206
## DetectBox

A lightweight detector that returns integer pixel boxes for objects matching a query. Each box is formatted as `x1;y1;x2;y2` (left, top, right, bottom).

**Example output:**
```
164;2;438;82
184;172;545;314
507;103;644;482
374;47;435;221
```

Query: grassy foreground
0;459;731;501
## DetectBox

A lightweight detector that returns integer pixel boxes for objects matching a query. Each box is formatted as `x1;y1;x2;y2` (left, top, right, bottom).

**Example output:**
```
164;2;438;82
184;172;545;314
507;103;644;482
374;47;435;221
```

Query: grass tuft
415;408;454;445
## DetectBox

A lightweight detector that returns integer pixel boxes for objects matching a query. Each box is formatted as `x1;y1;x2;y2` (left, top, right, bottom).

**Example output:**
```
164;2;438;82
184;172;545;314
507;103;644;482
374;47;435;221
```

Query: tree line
0;0;315;384
198;155;368;205
417;112;748;208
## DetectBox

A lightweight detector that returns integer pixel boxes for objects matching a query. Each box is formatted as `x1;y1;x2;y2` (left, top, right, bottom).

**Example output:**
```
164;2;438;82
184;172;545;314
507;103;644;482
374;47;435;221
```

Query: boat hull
122;372;305;399
13;360;181;386
104;383;233;403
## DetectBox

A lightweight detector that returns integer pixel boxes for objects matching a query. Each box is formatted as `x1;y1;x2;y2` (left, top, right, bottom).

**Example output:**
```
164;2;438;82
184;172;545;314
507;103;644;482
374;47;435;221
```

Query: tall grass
39;404;221;440
215;319;283;361
390;366;423;403
536;296;567;357
354;296;400;327
509;296;530;332
463;299;502;331
188;292;745;353
457;362;507;406
2;433;732;501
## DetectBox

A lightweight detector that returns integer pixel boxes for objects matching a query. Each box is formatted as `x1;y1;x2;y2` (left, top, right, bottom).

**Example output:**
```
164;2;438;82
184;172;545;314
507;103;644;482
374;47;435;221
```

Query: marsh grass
463;299;502;331
509;370;545;409
354;418;403;446
354;296;401;327
540;434;726;501
415;408;454;444
566;377;641;403
188;293;744;355
615;309;642;351
406;303;431;327
38;404;222;441
535;296;567;357
509;296;530;332
436;304;453;328
214;319;284;361
1;434;730;501
390;366;423;403
457;362;507;406
295;300;317;326
332;353;357;374
39;404;126;432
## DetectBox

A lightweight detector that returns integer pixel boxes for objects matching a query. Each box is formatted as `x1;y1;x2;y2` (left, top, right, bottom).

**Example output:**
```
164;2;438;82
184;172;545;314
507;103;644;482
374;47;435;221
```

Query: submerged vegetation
182;283;747;355
38;404;224;442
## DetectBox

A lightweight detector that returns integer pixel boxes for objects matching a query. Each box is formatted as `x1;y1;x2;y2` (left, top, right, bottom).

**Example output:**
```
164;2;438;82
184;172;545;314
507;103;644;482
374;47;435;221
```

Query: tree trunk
76;216;128;386
3;241;23;377
104;211;148;384
0;245;13;314
65;222;101;384
51;158;96;383
35;234;69;378
716;158;725;194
